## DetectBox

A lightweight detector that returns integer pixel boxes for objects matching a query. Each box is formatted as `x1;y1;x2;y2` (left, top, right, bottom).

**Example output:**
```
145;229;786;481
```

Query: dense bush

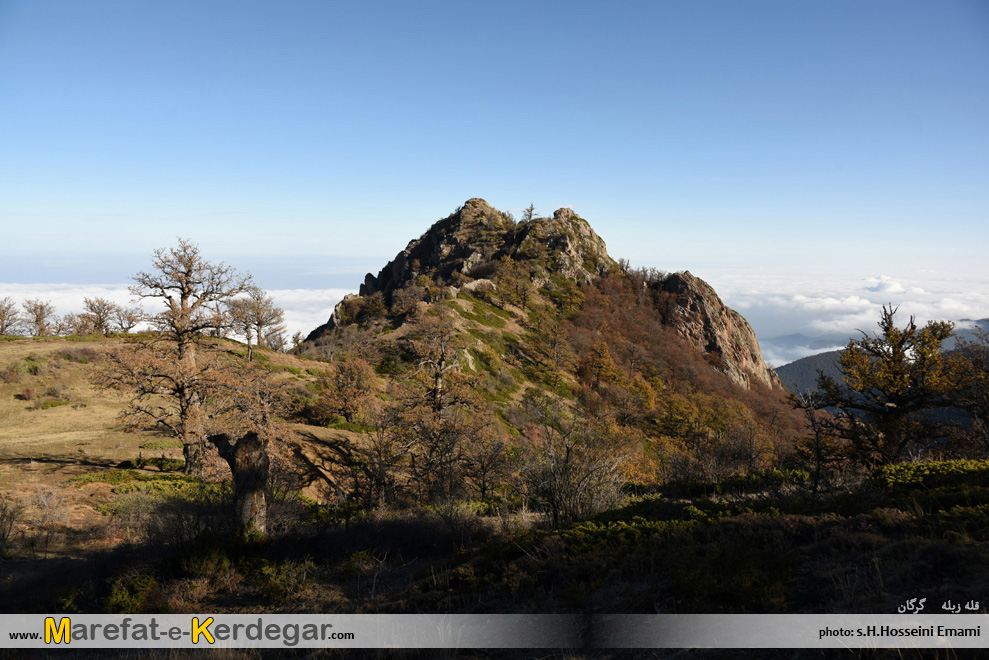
870;459;989;490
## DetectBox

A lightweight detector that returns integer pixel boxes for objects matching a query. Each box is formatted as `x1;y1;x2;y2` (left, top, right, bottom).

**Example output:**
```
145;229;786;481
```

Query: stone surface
307;198;616;340
658;271;783;390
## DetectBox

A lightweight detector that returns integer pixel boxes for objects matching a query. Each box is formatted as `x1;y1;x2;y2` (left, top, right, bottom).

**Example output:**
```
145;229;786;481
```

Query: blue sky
1;0;988;347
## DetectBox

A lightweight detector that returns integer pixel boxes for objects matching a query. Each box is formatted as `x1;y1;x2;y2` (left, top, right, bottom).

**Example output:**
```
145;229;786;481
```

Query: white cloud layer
0;283;353;340
4;268;987;368
698;267;989;366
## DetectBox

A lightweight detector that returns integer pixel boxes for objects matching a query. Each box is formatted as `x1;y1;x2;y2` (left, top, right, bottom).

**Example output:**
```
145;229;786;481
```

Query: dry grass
0;338;178;542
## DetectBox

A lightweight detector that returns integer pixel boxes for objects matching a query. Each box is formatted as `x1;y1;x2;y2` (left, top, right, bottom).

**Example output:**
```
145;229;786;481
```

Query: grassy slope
0;338;160;533
3;332;989;624
0;336;352;545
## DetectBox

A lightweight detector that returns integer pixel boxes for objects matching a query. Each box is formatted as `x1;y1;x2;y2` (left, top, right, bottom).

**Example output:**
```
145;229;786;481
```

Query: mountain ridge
307;198;781;391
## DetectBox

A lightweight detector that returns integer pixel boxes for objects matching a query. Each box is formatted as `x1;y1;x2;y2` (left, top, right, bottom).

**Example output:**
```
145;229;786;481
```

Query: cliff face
658;271;783;390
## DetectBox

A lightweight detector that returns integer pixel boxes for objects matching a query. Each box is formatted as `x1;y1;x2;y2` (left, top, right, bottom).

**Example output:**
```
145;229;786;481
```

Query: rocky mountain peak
306;199;782;392
357;199;615;300
516;207;612;284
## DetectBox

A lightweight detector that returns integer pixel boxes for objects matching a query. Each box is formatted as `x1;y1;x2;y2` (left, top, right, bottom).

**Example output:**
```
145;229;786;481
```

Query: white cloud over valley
698;267;989;367
4;268;987;369
0;283;352;341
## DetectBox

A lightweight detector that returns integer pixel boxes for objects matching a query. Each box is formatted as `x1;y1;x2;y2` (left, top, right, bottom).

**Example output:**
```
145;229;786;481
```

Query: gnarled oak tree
99;239;253;477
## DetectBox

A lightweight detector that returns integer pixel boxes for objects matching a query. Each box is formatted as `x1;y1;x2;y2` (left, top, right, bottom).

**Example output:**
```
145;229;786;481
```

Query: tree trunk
183;439;212;479
209;432;269;536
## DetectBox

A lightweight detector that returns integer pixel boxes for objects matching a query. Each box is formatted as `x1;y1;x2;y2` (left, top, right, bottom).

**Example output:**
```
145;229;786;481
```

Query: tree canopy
815;305;962;467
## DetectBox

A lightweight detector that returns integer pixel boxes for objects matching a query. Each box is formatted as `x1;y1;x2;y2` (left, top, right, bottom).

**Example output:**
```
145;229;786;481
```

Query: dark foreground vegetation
4;456;989;660
3;210;989;659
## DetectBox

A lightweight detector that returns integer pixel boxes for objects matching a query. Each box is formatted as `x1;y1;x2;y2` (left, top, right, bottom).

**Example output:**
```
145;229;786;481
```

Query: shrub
140;439;184;450
16;387;35;401
869;460;989;496
44;384;71;400
118;456;186;472
105;574;158;614
39;400;70;410
23;355;49;376
142;483;234;547
562;518;695;555
70;470;143;487
0;494;22;559
253;558;314;601
176;536;234;578
321;415;374;433
55;347;100;363
375;358;403;375
447;300;507;329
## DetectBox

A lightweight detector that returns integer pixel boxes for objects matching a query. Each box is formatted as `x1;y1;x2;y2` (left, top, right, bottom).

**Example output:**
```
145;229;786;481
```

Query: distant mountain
945;319;989;349
760;333;850;368
774;350;843;395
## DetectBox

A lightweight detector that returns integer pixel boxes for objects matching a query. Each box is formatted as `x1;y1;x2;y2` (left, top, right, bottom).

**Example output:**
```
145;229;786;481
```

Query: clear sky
1;1;988;350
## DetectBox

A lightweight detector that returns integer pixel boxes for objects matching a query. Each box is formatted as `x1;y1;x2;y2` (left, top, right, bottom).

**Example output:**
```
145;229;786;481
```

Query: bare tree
790;393;849;500
21;299;56;336
387;307;494;501
313;355;377;425
518;393;627;526
407;305;463;414
81;297;117;335
0;297;22;335
522;203;536;225
59;313;93;336
113;305;144;333
394;390;491;502
463;431;507;500
206;362;288;535
264;328;286;353
508;203;536;257
209;431;270;535
227;299;256;359
104;239;254;476
228;286;285;360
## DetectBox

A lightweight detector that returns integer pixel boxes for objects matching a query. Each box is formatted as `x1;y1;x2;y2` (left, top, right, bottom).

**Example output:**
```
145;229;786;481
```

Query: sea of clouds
702;267;989;367
3;267;987;367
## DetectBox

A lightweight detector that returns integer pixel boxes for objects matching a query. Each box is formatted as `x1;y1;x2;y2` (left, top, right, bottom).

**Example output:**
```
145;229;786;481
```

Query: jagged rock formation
359;198;614;299
306;198;781;391
658;271;783;390
308;198;615;338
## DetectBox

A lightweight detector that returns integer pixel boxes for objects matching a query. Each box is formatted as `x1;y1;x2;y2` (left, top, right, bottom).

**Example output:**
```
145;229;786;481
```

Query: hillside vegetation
2;201;988;660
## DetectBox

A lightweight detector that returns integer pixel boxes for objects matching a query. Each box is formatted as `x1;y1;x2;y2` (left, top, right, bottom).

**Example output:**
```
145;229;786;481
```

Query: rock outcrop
308;198;616;339
658;271;783;390
306;198;782;391
359;198;614;299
